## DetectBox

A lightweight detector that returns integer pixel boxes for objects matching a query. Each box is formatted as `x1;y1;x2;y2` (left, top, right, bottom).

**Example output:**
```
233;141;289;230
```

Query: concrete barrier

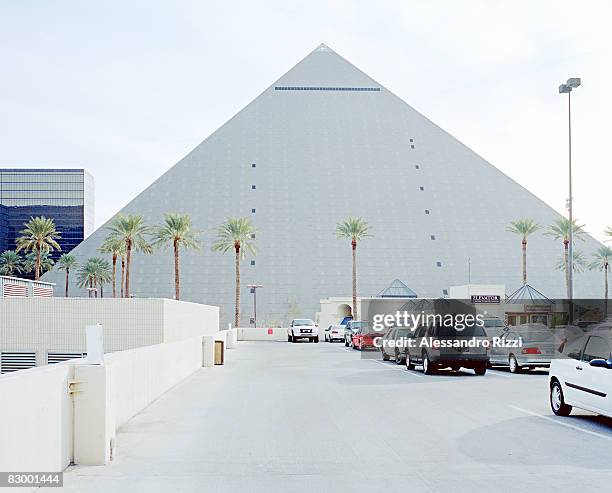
237;327;288;341
0;361;76;471
0;331;234;470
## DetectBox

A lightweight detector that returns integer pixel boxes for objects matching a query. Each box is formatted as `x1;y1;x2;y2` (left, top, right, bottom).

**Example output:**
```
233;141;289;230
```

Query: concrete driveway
45;341;612;492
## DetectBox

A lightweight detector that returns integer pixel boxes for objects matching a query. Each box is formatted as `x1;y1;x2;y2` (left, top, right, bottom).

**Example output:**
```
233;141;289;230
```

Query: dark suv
405;323;489;375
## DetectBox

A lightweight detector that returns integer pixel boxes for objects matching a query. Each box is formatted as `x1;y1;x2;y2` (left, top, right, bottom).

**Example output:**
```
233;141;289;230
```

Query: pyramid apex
314;43;333;52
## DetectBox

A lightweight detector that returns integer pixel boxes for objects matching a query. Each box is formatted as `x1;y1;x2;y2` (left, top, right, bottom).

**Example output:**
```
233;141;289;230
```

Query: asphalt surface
44;341;612;493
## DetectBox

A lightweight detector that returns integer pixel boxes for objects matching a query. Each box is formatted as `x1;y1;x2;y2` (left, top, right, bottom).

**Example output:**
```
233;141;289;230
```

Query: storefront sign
524;304;552;313
471;295;501;304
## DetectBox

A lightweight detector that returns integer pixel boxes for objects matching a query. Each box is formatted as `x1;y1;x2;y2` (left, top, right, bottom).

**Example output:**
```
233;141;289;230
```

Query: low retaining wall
0;329;238;470
237;327;288;341
0;362;75;471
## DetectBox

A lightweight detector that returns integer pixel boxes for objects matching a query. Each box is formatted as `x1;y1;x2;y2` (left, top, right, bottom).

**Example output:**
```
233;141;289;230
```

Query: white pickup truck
288;319;319;343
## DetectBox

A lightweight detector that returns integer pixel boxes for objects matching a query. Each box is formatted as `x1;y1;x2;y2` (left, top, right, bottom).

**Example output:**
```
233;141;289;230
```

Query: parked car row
319;316;612;421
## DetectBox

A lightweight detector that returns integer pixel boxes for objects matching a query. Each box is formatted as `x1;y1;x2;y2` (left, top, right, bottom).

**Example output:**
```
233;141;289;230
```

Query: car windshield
484;319;505;328
437;325;487;337
293;319;314;326
396;328;413;337
350;322;368;329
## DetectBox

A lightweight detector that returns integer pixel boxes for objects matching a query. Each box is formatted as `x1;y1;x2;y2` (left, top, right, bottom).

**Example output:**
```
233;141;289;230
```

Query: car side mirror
589;358;612;369
315;324;319;327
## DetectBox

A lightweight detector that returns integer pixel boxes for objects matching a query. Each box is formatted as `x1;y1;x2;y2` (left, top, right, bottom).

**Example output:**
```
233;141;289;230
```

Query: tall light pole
247;284;263;327
559;77;581;319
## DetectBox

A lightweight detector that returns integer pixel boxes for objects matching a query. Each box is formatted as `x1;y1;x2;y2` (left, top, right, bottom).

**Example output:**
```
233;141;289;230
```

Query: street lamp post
559;77;581;320
247;284;263;327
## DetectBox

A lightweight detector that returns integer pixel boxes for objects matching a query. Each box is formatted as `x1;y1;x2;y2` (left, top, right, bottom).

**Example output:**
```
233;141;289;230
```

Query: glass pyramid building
43;44;604;326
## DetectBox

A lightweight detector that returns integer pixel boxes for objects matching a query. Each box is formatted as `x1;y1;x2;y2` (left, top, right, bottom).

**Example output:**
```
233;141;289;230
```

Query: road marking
508;405;612;442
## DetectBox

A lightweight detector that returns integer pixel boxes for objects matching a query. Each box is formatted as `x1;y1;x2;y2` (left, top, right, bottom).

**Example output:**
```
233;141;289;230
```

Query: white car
288;319;319;343
549;330;612;417
324;325;346;342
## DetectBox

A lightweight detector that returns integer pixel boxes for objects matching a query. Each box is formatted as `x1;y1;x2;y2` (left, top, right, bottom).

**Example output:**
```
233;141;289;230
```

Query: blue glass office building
0;169;94;258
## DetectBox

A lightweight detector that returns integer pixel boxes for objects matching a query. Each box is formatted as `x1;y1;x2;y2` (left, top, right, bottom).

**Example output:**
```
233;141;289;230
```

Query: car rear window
436;325;486;337
513;329;553;342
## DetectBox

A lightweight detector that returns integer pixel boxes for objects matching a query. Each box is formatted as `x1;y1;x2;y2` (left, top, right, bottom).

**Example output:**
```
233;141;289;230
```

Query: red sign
267;329;273;335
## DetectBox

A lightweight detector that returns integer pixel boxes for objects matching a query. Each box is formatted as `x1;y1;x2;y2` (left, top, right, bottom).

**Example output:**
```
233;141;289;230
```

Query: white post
202;336;215;367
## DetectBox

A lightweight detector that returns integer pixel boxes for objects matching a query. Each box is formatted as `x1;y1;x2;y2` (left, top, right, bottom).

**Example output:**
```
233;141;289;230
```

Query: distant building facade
0;169;94;258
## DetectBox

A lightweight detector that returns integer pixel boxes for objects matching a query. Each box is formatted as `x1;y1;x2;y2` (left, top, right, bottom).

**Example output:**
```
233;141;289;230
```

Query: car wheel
382;350;390;361
291;333;297;343
287;334;291;342
406;353;415;370
474;363;487;376
550;380;572;416
395;350;404;365
345;338;349;347
423;352;436;375
509;354;521;373
314;336;319;343
450;365;460;372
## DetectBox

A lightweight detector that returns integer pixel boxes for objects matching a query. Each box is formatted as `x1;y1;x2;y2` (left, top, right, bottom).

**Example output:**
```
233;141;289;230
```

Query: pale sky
1;1;610;241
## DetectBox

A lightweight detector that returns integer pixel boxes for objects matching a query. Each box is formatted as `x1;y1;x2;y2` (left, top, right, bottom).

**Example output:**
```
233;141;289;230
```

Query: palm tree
336;217;371;321
0;251;23;276
15;216;61;280
556;250;588;275
107;214;152;298
212;217;257;327
605;226;612;241
546;218;586;299
153;213;202;301
23;251;55;277
56;254;78;297
506;218;541;284
589;246;612;317
99;236;125;298
77;257;112;298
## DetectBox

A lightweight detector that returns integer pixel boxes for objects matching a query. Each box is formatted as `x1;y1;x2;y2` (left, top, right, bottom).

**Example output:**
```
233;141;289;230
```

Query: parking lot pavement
48;341;612;493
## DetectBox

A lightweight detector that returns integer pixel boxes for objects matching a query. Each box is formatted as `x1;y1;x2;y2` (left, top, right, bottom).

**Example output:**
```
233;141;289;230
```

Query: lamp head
567;77;581;88
559;83;572;94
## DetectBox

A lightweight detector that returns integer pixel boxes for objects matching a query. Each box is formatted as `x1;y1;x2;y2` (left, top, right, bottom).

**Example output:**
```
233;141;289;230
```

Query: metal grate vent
1;352;36;373
47;352;86;365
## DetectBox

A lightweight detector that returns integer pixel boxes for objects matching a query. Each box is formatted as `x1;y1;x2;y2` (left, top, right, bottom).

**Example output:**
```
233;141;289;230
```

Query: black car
405;323;490;375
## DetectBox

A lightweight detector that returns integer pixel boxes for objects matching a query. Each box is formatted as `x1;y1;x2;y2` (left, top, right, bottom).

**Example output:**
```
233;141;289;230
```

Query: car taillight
522;347;541;355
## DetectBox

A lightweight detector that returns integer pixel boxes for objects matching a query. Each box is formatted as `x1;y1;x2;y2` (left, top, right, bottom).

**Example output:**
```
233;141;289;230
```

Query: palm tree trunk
174;239;180;301
125;240;132;298
234;244;240;328
88;279;93;298
112;254;117;298
352;239;357;320
564;240;570;299
35;247;41;281
65;268;69;297
100;283;104;298
522;239;527;284
120;256;125;298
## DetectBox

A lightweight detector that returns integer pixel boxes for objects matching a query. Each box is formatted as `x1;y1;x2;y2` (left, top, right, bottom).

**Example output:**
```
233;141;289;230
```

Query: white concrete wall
162;300;219;342
237;327;288;341
0;298;219;367
0;362;75;471
0;333;224;470
106;336;204;429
